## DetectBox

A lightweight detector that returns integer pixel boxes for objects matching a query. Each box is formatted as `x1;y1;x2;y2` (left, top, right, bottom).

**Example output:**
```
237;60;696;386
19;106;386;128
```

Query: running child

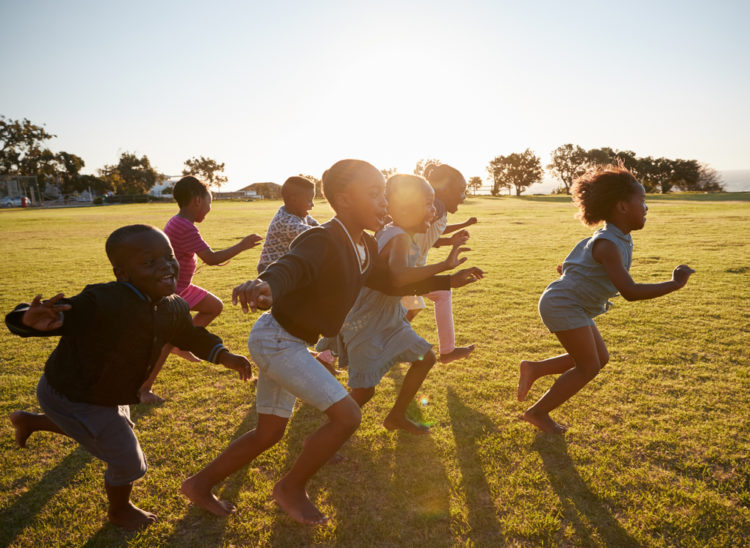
139;176;262;404
180;159;482;525
6;225;253;530
403;163;478;363
257;176;319;274
342;174;483;435
517;166;695;434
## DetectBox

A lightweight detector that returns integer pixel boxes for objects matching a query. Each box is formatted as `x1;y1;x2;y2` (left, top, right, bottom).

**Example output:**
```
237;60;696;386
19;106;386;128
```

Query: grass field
0;195;748;547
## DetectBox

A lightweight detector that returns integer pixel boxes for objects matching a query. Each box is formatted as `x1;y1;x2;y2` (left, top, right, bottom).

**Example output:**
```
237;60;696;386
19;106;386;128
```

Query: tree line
0;115;228;198
2;115;725;200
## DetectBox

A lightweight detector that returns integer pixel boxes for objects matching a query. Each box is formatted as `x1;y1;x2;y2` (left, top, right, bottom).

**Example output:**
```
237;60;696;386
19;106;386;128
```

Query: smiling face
112;229;179;301
388;178;436;233
342;170;388;232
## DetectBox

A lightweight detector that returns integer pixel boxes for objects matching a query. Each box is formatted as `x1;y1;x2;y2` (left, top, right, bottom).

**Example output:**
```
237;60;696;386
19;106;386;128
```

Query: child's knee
256;423;286;448
599;350;609;369
331;397;361;433
416;350;436;369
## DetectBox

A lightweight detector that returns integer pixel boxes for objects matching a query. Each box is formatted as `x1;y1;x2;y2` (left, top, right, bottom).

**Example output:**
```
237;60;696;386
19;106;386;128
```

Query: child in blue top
517;166;695;434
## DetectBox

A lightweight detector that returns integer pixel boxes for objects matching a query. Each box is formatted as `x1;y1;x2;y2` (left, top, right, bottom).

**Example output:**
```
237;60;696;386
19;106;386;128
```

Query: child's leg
522;325;608;434
426;290;474;363
9;410;65;448
350;386;376;407
181;413;289;516
273;395;361;524
383;349;436;435
169;292;223;361
518;325;609;402
105;480;157;531
139;292;224;403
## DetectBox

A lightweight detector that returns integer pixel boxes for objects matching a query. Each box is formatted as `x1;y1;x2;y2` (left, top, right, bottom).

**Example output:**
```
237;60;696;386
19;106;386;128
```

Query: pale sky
2;0;748;191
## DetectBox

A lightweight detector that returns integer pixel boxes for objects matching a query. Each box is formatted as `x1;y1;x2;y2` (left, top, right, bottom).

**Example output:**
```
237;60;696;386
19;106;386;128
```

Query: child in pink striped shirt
138;176;262;404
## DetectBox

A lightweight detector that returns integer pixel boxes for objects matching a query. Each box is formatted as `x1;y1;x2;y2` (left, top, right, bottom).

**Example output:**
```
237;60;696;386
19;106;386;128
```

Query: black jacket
5;282;226;405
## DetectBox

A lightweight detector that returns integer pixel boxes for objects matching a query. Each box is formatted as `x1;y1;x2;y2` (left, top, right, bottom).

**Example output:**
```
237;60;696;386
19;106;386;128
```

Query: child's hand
22;294;71;331
556;264;563;275
219;352;254;381
232;280;272;313
242;234;263;250
445;243;470;269
465;217;478;226
672;264;695;289
450;267;484;288
450;230;470;246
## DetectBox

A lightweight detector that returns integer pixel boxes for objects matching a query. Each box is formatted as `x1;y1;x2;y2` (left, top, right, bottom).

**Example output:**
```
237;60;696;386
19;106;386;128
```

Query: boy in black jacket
6;225;253;530
181;159;483;525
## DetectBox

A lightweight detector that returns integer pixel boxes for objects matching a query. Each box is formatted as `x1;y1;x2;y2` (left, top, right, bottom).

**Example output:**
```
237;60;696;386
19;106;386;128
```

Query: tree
547;144;588;194
467;176;483;195
0;115;56;175
101;152;159;195
487;149;543;196
183;156;228;190
696;164;724;192
298;173;322;196
413;158;441;177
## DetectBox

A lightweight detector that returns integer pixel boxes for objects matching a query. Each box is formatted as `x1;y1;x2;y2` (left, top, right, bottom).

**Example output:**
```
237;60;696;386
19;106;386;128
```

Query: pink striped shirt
164;215;210;293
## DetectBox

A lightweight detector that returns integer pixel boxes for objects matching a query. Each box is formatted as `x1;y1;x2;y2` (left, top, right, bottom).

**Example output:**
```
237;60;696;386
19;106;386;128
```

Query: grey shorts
538;290;597;333
37;375;147;486
248;312;349;418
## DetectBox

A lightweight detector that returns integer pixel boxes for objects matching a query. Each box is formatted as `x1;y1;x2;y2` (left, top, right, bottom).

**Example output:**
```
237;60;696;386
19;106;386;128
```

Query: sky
1;0;749;191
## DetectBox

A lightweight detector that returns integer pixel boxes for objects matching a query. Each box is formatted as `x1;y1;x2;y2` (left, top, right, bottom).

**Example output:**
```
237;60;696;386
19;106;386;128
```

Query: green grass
1;197;748;547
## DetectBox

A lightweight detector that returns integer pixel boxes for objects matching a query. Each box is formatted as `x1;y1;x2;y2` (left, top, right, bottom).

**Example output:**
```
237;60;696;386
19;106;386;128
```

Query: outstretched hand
450;266;484;288
450;230;470;246
21;294;71;331
219;351;254;381
242;234;263;250
465;217;478;227
672;264;695;289
232;280;272;313
445;243;470;269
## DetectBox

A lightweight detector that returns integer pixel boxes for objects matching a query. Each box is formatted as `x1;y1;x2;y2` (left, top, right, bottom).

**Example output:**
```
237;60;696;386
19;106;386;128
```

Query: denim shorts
36;375;147;486
538;290;597;333
248;312;349;418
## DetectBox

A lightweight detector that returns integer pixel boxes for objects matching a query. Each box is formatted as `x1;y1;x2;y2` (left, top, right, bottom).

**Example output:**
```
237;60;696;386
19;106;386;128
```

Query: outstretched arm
593;239;694;301
385;233;469;286
433;229;470;248
197;234;263;265
443;217;477;235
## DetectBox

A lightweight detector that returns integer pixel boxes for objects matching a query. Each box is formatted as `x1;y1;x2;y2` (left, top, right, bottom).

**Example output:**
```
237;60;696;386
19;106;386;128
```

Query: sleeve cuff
208;344;226;363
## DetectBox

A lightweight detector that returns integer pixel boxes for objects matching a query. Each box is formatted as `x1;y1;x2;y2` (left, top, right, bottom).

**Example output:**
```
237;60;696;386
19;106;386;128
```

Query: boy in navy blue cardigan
6;225;253;530
181;159;483;525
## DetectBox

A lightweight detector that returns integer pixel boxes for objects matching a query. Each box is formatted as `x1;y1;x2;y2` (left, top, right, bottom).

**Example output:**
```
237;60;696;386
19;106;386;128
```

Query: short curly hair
173;176;209;208
571;166;641;226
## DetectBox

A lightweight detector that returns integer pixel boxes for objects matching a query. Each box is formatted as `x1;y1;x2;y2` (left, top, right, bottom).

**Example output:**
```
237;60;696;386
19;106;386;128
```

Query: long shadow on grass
446;387;506;545
0;404;157;547
160;405;257;547
532;435;641;547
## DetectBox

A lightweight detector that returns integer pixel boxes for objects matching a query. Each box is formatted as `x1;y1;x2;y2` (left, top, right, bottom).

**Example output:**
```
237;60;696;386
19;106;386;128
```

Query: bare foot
520;410;568;435
138;390;165;405
171;348;201;362
107;502;157;531
272;480;328;525
439;345;475;364
517;360;536;402
180;476;236;516
9;411;33;448
383;414;431;435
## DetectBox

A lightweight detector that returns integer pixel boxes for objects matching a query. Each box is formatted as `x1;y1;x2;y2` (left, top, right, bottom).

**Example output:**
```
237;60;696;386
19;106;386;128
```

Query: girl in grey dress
517;166;695;434
341;174;481;435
